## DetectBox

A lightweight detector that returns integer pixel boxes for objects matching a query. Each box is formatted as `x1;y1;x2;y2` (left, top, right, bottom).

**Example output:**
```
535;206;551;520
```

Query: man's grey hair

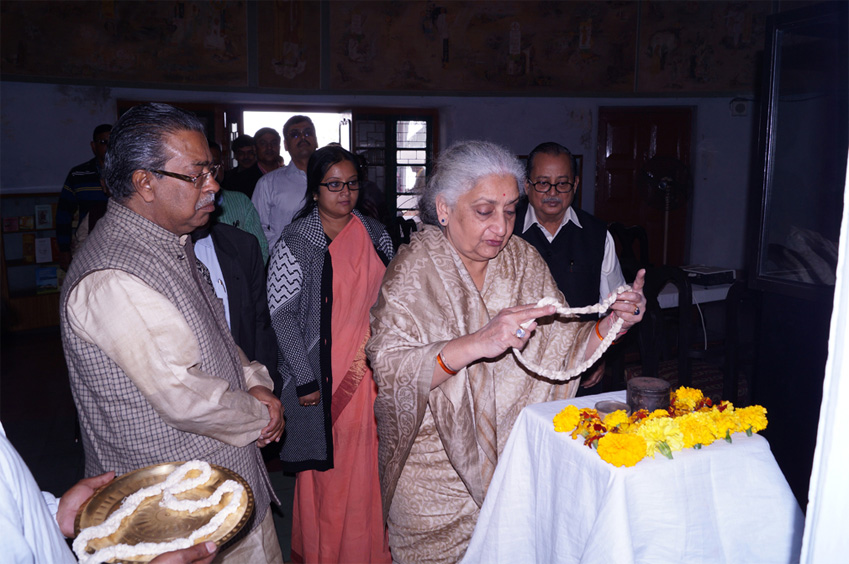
104;103;206;203
419;140;525;226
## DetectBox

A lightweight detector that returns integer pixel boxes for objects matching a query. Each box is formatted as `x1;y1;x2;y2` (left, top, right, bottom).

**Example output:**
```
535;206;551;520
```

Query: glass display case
751;1;848;301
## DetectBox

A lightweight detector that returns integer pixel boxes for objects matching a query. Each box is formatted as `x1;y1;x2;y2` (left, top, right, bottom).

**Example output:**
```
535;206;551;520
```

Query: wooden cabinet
1;193;63;332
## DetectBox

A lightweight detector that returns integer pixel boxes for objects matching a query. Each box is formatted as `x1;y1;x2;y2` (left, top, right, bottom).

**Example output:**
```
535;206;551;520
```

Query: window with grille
353;112;436;243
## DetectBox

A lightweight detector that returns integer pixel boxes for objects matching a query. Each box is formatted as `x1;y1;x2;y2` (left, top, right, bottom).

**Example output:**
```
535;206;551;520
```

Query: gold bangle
436;352;459;375
594;319;605;342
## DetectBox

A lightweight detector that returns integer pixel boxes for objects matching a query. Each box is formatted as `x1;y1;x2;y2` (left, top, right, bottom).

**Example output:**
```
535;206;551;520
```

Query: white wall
0;81;755;268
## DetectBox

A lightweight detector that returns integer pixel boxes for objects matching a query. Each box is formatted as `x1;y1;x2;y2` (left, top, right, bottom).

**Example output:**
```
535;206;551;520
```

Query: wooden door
595;107;693;266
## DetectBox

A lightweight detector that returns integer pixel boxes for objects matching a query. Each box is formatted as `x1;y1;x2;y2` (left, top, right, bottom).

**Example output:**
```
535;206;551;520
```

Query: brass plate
74;461;254;563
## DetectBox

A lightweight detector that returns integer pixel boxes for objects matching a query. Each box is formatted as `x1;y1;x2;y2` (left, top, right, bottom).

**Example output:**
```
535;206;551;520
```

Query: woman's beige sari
367;226;595;563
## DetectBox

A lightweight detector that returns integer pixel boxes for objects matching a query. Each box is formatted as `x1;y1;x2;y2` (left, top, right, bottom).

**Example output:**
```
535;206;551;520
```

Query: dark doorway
595;107;693;266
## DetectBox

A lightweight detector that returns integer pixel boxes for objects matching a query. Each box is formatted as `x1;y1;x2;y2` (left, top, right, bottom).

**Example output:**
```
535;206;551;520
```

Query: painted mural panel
256;0;321;89
636;1;771;93
1;1;248;86
329;1;637;93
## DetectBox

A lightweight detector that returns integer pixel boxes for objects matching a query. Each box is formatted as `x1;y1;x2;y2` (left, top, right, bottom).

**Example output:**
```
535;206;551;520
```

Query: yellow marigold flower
646;409;671;420
633;416;684;458
553;405;581;433
672;386;704;411
735;405;768;434
597;433;647;467
603;410;630;430
709;409;737;441
677;411;717;449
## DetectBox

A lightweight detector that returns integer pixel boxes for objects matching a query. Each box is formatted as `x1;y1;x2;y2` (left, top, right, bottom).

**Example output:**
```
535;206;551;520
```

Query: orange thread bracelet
594;319;605;342
436;352;459;375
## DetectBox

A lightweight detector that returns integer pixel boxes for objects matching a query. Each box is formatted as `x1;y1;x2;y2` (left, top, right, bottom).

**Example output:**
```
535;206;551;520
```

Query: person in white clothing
0;422;218;564
251;116;318;249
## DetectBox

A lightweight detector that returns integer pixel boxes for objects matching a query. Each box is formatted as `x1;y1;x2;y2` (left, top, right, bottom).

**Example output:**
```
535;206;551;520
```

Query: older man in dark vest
514;142;626;395
60;103;285;563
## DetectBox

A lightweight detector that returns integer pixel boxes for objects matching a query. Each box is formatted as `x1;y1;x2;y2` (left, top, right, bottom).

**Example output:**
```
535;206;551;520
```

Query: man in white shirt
1;422;219;563
251;115;318;250
514;141;626;394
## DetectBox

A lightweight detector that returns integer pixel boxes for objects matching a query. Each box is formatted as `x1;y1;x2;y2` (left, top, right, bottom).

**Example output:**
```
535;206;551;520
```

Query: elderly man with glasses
60;103;285;563
514;141;626;395
251;115;318;250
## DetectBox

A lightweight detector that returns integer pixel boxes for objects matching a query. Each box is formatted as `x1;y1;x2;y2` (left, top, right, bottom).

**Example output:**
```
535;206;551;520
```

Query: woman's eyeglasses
319;180;360;192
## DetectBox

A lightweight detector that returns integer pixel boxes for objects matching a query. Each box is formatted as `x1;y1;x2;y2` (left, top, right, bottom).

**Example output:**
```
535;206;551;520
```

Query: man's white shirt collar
522;204;582;243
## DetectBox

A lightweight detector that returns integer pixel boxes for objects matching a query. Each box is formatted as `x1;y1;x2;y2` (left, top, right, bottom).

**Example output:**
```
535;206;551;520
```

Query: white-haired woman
366;140;646;563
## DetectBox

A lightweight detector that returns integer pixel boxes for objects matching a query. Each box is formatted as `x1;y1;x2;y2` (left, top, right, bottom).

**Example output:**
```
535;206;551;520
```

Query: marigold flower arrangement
553;386;768;467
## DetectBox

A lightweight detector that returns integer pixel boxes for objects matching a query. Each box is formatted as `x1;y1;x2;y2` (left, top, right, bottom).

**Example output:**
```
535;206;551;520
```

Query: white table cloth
463;391;804;564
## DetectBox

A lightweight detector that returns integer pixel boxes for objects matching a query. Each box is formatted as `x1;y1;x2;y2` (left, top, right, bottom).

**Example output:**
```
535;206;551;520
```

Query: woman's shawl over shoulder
267;208;393;470
366;225;593;520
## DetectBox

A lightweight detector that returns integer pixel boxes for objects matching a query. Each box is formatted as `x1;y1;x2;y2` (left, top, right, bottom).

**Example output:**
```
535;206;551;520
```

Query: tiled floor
0;327;295;561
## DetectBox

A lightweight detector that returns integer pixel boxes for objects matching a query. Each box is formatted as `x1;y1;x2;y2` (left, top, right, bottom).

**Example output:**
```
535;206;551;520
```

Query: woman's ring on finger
633;306;640;316
515;327;526;338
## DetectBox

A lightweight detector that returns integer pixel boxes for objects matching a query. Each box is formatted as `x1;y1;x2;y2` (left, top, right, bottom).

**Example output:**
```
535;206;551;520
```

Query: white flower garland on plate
512;285;631;381
73;460;244;564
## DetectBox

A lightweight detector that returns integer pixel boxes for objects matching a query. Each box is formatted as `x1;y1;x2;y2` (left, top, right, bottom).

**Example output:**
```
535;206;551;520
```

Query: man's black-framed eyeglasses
319;179;360;192
528;179;575;193
149;164;221;187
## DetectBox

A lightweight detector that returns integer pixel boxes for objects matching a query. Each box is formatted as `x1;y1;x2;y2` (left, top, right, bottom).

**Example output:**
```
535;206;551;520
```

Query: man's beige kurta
61;200;281;563
367;226;595;563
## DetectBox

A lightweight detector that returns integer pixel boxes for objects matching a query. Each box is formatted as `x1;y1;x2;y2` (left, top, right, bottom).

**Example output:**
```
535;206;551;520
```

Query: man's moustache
195;195;216;210
542;197;562;205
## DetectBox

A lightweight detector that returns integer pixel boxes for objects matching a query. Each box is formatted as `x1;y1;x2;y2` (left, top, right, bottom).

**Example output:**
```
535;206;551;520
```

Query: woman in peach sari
267;146;394;563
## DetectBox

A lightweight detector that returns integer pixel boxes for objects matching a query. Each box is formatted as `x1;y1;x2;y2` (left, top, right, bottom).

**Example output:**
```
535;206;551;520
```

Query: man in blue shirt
55;123;112;270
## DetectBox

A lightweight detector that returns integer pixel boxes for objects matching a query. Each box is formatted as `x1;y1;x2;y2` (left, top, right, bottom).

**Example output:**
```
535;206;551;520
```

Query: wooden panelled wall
0;1;818;95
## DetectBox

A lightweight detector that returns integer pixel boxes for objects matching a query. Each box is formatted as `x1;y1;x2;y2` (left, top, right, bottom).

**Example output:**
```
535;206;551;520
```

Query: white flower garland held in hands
73;460;245;564
512;285;631;381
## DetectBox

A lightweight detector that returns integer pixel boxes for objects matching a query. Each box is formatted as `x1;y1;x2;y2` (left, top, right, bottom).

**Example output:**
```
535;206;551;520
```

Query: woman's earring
440;218;446;224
